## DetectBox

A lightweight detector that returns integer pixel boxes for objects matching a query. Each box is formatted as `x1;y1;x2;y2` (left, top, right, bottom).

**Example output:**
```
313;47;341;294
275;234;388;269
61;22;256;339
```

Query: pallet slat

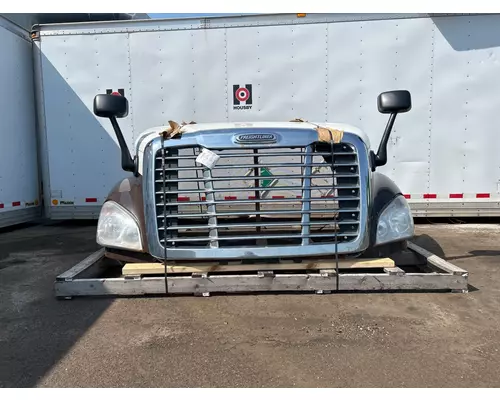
122;258;396;276
407;242;468;276
55;272;468;297
57;248;105;281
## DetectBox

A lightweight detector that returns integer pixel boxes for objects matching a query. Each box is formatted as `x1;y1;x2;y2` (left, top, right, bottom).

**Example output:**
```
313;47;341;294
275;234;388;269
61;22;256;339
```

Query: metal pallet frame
55;242;468;299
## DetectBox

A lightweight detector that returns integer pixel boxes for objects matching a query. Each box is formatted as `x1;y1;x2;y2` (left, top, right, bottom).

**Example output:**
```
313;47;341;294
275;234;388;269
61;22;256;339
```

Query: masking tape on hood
159;120;196;139
316;126;343;143
290;118;344;143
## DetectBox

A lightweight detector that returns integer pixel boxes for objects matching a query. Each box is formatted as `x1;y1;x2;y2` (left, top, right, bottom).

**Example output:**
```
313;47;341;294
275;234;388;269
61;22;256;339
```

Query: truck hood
133;121;371;175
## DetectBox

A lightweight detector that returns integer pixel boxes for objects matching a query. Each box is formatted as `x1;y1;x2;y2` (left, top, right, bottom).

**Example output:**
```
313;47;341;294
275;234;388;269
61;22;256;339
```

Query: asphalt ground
1;221;499;387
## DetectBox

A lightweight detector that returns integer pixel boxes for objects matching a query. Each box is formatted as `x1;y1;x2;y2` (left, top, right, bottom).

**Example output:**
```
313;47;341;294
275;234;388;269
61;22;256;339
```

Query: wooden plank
407;242;468;276
54;271;468;297
56;248;105;281
122;257;395;276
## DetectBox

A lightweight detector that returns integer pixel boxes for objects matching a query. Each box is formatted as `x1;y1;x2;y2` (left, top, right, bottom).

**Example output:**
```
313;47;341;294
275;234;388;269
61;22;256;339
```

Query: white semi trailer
33;13;500;219
0;16;40;228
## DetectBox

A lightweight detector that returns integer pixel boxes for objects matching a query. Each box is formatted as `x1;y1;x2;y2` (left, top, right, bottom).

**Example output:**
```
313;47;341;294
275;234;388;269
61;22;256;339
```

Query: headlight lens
375;195;414;246
97;201;143;251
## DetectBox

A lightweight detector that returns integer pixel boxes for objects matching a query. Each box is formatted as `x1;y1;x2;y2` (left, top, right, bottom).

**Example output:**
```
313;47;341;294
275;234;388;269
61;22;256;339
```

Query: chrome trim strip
143;127;371;260
157;196;359;207
161;220;358;230
300;145;313;246
203;166;219;249
161;151;351;159
157;184;359;195
154;173;358;182
159;208;360;218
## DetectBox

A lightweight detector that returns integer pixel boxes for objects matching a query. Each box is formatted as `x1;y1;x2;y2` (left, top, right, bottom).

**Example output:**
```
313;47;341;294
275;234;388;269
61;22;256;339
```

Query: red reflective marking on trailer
85;198;97;203
403;194;411;199
476;193;490;198
449;193;463;199
12;201;21;207
248;196;256;200
296;195;302;199
201;196;206;201
272;196;285;199
177;196;190;202
225;196;237;200
0;204;4;209
423;194;436;199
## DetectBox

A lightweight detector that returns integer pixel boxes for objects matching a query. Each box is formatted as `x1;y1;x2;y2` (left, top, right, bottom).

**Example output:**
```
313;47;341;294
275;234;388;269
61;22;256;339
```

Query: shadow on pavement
0;221;112;387
446;250;500;262
411;233;446;259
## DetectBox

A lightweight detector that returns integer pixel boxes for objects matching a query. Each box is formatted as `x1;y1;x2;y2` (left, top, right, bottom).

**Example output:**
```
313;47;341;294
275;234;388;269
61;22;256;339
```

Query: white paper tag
196;148;220;169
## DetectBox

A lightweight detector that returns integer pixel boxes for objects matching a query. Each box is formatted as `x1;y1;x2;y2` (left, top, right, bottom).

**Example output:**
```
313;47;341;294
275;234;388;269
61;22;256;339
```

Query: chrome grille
154;143;361;250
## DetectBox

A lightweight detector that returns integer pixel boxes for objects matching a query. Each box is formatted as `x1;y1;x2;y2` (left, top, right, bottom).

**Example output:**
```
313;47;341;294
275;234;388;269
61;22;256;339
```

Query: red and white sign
235;87;250;102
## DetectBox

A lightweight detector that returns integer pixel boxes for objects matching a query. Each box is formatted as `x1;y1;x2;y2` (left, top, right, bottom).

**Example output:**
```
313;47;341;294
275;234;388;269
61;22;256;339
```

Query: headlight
97;201;143;251
375;195;414;246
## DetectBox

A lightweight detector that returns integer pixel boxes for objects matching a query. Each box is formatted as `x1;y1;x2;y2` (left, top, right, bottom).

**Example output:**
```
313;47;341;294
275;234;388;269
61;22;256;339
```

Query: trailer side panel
0;17;40;227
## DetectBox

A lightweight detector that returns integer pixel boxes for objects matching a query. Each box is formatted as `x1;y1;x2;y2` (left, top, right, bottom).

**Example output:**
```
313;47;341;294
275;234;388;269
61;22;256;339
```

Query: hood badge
234;133;278;145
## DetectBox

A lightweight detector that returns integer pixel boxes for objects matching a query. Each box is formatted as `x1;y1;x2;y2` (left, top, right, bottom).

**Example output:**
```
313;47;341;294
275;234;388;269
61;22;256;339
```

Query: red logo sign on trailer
235;87;250;102
233;84;253;110
106;89;125;96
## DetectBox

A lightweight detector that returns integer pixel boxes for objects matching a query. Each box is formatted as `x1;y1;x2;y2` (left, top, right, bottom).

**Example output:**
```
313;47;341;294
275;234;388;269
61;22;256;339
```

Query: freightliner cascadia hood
134;121;371;176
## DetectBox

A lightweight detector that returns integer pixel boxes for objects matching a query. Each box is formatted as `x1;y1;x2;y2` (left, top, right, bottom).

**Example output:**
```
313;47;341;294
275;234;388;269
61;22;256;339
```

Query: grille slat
162;151;352;159
156;162;357;171
158;208;360;218
154;143;361;249
203;163;219;249
161;220;359;231
161;232;359;243
157;196;358;207
155;184;359;195
155;173;358;183
300;146;313;245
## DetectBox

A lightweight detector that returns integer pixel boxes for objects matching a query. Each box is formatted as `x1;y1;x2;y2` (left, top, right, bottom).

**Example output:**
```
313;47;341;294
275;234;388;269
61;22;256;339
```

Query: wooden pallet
54;241;468;298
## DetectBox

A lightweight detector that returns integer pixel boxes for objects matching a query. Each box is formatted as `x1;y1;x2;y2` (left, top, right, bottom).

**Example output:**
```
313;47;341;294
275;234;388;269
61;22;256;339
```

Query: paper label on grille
196;148;220;169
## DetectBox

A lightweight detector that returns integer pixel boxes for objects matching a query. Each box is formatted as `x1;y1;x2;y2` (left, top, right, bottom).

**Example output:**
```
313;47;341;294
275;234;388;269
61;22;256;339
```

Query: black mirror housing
92;93;136;174
372;89;412;171
377;90;412;114
93;94;129;118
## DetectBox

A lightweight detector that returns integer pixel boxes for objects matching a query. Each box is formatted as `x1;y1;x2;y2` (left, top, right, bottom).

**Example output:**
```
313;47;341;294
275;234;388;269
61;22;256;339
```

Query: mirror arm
375;112;397;168
109;116;136;174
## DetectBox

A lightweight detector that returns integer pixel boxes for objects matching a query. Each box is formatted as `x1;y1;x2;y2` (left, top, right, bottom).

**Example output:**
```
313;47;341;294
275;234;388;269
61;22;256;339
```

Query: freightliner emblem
234;133;278;144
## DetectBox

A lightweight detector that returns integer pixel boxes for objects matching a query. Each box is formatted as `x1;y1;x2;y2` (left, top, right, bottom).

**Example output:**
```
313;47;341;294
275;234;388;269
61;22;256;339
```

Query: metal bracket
451;289;469;294
258;271;275;278
31;30;41;41
124;274;141;280
194;291;211;297
192;272;208;278
319;269;337;277
384;267;405;276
